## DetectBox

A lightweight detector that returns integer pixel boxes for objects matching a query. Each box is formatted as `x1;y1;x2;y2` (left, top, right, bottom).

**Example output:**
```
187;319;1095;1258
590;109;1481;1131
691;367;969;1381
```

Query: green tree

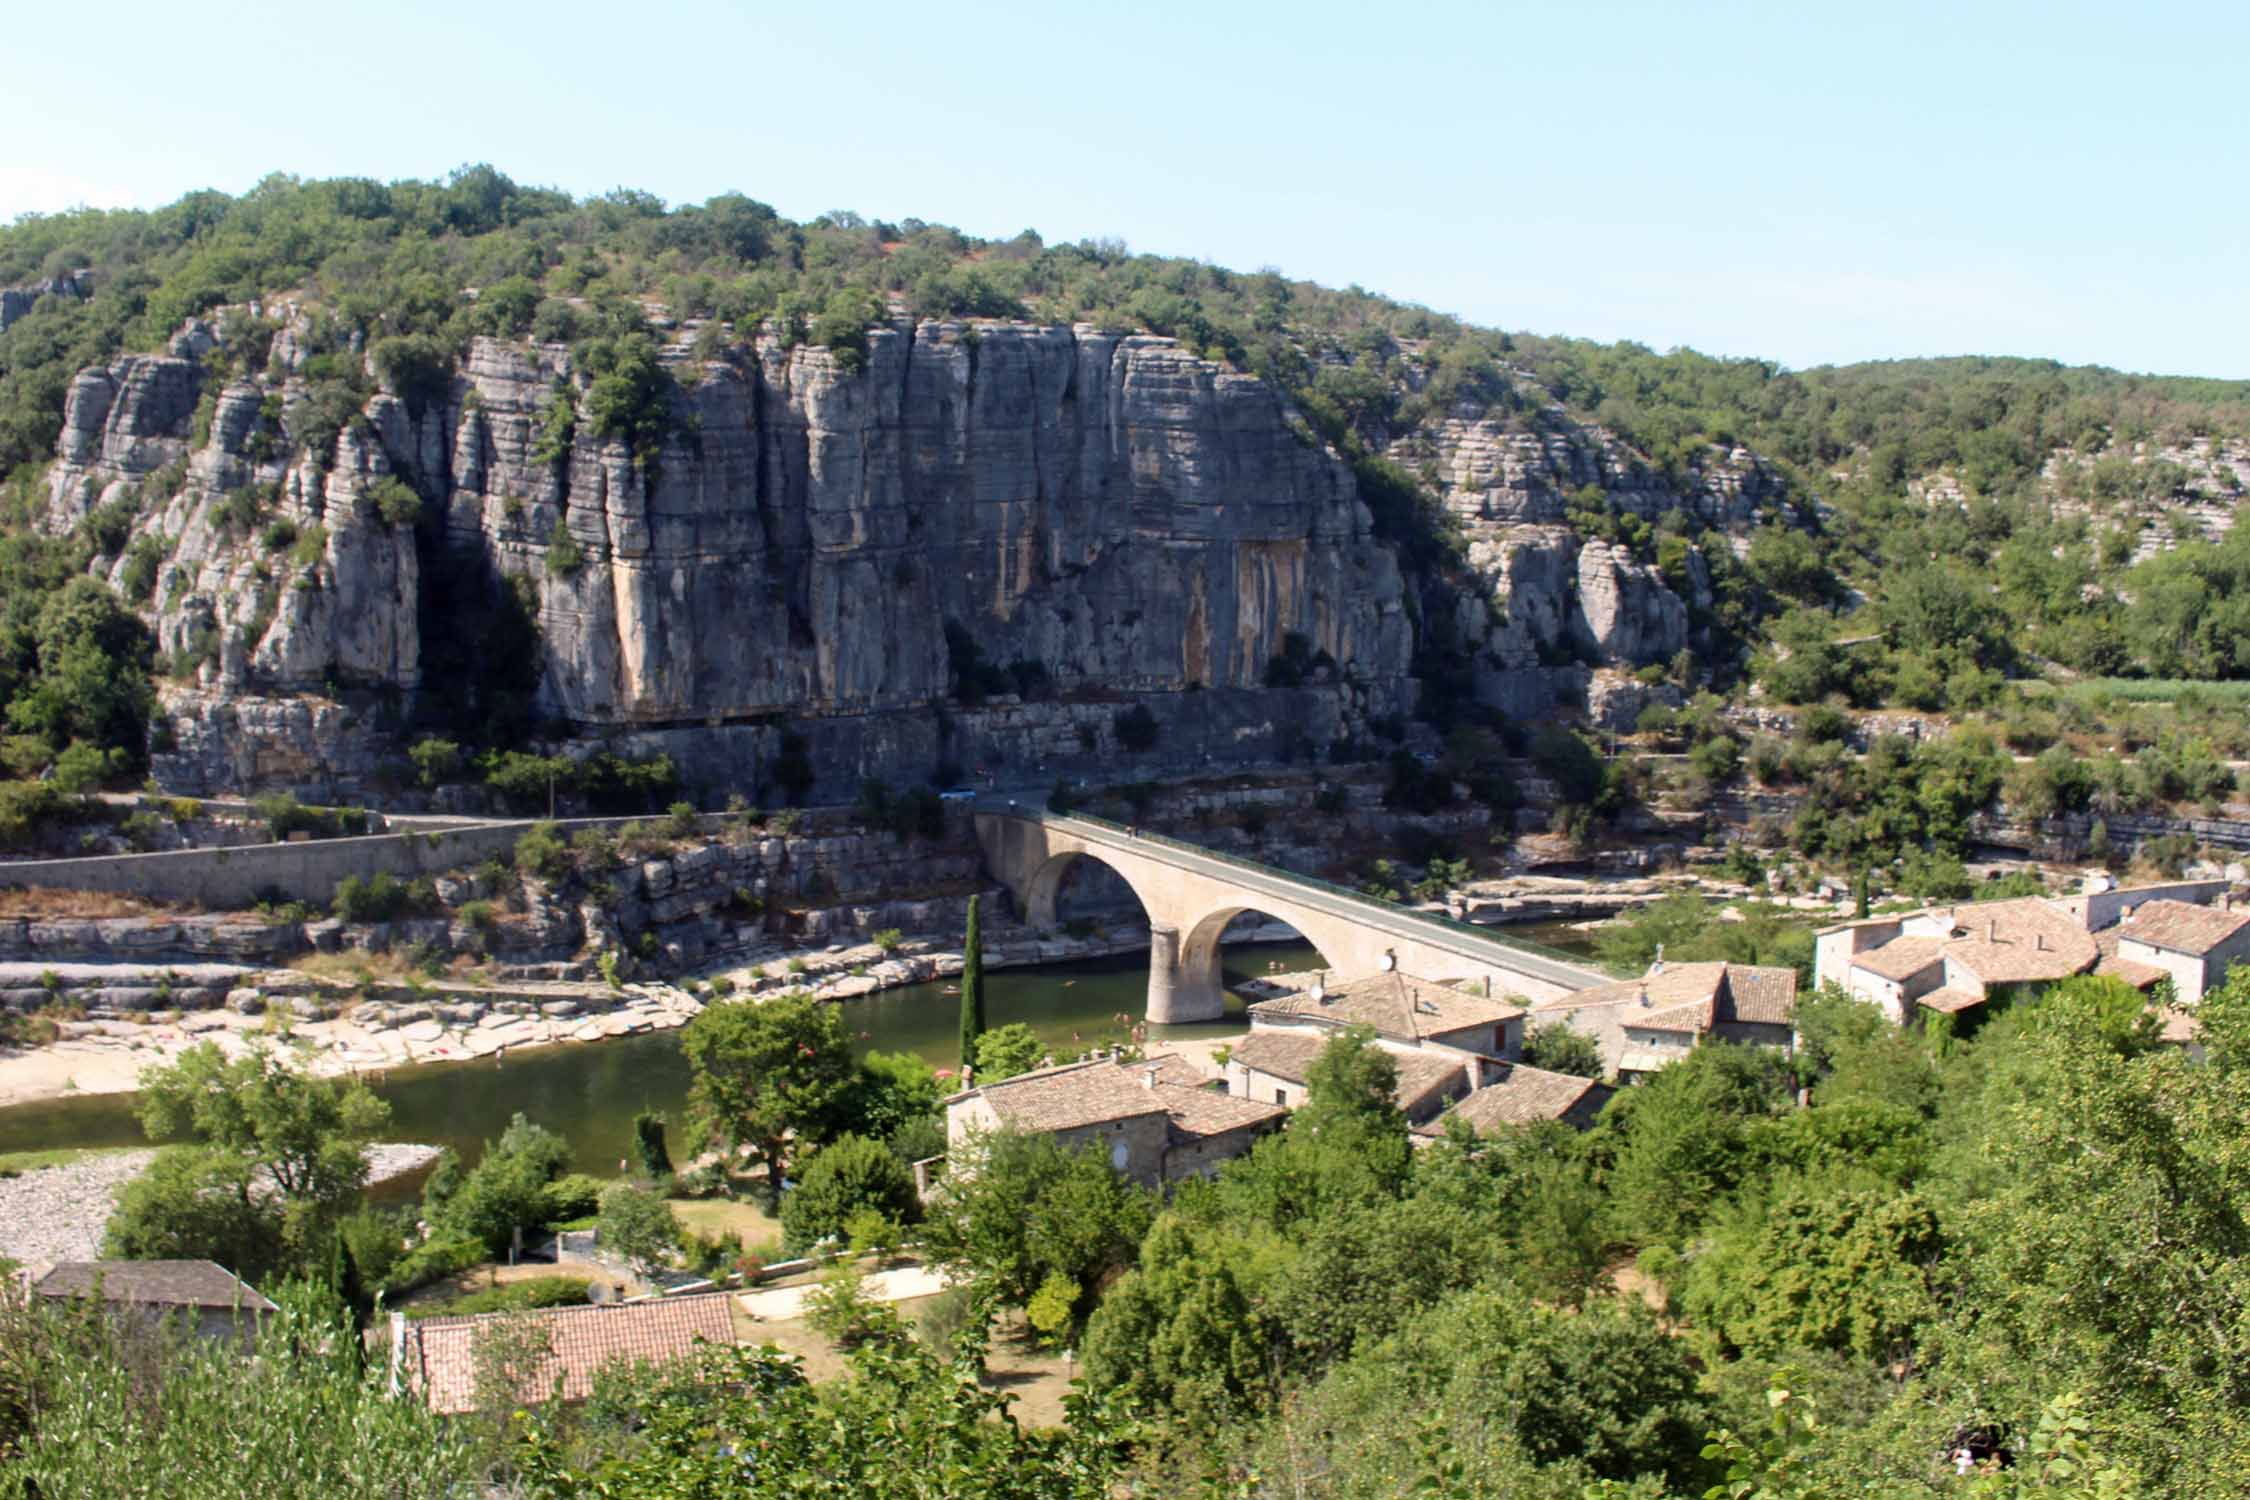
680;992;857;1193
780;1132;919;1254
972;1022;1044;1082
103;1148;285;1280
920;1131;1153;1311
631;1110;674;1181
958;894;985;1074
132;1042;389;1267
595;1181;679;1273
429;1112;573;1256
1521;1021;1604;1079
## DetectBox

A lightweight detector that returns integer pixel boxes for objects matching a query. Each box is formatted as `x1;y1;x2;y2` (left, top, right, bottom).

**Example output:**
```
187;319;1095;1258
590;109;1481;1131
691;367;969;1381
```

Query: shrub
870;928;903;954
408;737;464;787
633;1111;675;1181
596;1181;680;1271
514;821;568;879
780;1133;918;1254
546;517;585;577
368;477;424;529
804;1263;900;1349
332;872;419;924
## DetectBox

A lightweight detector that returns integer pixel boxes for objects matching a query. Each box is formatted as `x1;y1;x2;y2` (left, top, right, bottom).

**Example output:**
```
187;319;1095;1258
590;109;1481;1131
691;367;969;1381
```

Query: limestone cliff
44;314;1415;795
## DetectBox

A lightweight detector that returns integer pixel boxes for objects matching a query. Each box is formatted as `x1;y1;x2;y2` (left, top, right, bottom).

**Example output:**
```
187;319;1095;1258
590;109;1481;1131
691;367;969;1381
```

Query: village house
1411;1064;1614;1139
389;1292;738;1414
1225;1027;1477;1122
2105;897;2250;1004
1526;961;1798;1079
1815;878;2235;1024
22;1259;276;1347
943;1051;1287;1189
1224;969;1612;1132
1243;969;1527;1060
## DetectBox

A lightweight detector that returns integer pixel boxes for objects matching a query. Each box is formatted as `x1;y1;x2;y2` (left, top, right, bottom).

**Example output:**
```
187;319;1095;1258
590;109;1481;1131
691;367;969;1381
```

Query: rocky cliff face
45;314;1417;795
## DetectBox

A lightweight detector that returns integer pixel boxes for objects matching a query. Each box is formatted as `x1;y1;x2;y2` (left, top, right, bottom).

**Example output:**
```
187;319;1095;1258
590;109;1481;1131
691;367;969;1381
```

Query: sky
4;0;2243;378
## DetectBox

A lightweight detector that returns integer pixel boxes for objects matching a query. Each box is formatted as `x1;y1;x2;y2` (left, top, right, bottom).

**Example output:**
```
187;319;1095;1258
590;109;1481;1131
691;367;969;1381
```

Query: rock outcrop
44;316;1419;796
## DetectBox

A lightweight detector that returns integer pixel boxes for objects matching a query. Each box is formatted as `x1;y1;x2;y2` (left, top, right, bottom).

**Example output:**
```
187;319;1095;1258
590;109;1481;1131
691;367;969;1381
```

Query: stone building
1526;961;1798;1078
1814;879;2235;1025
2107;897;2250;1005
943;1052;1286;1190
23;1259;276;1347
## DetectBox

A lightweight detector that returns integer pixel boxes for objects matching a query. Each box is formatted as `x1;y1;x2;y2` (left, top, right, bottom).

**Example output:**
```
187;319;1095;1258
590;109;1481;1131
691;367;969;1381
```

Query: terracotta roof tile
1249;971;1523;1043
1850;938;1947;981
968;1058;1171;1133
1935;898;2100;984
1917;986;1987;1015
2115;899;2250;957
397;1293;736;1414
1543;962;1796;1035
30;1260;276;1312
1232;1029;1468;1115
1411;1065;1611;1135
2096;954;2171;990
963;1053;1286;1141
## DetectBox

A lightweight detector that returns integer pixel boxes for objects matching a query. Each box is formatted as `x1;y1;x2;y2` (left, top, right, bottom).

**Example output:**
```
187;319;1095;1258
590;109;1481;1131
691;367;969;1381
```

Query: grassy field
2044;678;2250;705
669;1196;781;1251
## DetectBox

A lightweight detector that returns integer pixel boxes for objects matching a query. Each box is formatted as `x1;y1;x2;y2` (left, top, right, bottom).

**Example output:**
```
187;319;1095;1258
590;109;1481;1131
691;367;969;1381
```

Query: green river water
0;922;1600;1176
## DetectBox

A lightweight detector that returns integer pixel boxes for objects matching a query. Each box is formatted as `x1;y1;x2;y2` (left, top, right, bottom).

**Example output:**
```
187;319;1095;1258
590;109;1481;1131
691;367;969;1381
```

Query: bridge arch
975;806;1607;1025
1021;848;1157;932
1176;904;1340;1014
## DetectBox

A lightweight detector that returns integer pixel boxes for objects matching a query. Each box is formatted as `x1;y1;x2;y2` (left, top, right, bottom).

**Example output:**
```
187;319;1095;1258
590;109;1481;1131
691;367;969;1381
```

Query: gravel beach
0;1142;443;1267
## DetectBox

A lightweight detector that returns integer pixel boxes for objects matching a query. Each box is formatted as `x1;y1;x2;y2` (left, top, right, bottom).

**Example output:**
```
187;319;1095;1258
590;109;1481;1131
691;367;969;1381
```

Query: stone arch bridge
974;804;1609;1023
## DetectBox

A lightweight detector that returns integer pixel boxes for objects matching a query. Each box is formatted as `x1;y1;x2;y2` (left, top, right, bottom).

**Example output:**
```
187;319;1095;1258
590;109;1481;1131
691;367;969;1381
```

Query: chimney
1483;975;1492;999
2035;932;2047;952
1465;1055;1484;1089
1636;986;1649;1008
1987;919;1998;943
1142;1064;1160;1090
2226;893;2234;913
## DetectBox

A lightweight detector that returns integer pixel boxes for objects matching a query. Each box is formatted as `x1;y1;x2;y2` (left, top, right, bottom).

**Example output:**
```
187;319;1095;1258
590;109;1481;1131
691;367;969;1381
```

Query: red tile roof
1538;961;1797;1035
2115;899;2250;958
1411;1065;1611;1135
395;1293;736;1414
1231;1029;1469;1116
1249;971;1523;1043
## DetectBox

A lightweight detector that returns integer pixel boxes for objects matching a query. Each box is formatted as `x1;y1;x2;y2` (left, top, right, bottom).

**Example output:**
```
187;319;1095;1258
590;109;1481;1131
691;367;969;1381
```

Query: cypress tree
959;895;985;1073
633;1110;674;1181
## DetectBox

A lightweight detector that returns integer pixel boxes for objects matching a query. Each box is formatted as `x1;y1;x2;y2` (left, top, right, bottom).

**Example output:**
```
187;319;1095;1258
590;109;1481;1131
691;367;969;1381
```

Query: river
0;921;1601;1174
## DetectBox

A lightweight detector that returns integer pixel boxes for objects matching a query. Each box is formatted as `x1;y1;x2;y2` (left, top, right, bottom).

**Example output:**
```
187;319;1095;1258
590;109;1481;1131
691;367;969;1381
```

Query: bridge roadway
973;803;1611;1023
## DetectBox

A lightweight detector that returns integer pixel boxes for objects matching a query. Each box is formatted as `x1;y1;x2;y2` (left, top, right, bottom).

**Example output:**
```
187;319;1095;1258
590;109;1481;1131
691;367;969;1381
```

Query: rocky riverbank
0;913;1177;1109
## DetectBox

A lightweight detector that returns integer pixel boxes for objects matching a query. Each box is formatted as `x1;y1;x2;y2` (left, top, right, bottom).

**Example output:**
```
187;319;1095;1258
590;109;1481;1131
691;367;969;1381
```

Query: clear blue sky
6;0;2243;377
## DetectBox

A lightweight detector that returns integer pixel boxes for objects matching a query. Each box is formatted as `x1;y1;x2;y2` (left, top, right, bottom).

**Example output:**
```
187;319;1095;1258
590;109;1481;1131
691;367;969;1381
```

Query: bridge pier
1146;923;1224;1025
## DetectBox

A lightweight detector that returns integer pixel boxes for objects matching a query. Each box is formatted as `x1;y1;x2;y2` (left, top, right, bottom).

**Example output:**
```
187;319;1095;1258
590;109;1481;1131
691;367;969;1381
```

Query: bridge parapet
974;802;1610;1023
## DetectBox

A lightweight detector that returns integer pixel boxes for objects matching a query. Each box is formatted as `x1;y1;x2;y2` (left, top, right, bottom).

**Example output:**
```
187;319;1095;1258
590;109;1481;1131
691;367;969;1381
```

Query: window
1275;1087;1289;1106
1110;1139;1129;1171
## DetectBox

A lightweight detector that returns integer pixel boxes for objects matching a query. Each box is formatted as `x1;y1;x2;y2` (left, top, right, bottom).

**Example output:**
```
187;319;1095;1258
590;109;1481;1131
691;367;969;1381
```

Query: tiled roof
30;1260;276;1312
967;1057;1172;1133
962;1052;1286;1140
1411;1065;1610;1135
2096;954;2171;990
1917;986;1987;1015
1933;898;2100;985
1232;1028;1469;1115
1249;971;1523;1043
1227;1029;1326;1084
1540;961;1796;1035
396;1293;736;1414
1850;938;1946;981
2115;898;2250;957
